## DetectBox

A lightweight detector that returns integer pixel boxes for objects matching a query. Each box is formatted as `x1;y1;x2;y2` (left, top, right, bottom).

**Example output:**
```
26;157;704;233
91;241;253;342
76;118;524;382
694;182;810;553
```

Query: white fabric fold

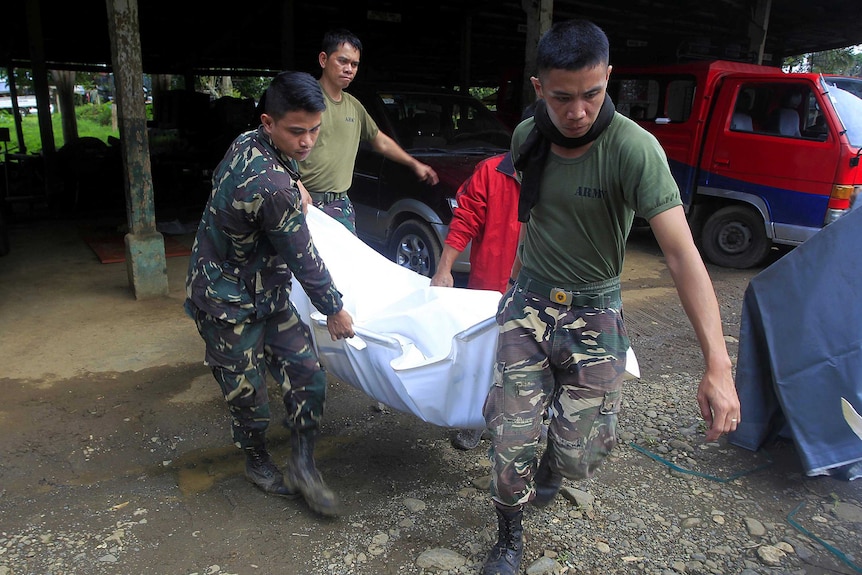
291;206;638;428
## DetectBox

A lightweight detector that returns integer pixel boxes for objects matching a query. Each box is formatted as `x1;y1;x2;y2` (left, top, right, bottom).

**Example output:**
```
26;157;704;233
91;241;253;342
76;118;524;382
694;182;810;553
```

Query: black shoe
481;504;524;575
287;430;341;517
245;447;299;499
531;445;563;508
450;428;484;450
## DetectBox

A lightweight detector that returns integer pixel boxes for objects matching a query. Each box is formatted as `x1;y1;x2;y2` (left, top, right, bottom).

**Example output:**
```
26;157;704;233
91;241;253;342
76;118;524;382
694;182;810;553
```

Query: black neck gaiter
513;94;615;222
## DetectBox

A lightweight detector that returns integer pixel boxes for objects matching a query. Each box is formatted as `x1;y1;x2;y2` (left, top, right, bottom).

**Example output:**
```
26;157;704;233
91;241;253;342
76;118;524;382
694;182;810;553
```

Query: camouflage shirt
184;126;343;323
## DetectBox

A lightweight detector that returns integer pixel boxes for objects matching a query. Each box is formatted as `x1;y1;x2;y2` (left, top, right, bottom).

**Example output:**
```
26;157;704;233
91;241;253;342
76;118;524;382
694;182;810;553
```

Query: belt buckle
550;288;571;305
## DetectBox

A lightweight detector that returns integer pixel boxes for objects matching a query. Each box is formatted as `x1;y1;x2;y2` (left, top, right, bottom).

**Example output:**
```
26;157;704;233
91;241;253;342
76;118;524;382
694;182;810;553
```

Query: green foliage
0;105;119;157
469;86;497;101
0;69;35;91
73;71;106;91
76;102;115;127
232;76;271;100
784;47;862;75
469;86;498;110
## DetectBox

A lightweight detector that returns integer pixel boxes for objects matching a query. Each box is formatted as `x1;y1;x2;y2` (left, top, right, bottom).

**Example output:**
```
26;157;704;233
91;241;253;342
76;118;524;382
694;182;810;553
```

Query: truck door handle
714;158;730;167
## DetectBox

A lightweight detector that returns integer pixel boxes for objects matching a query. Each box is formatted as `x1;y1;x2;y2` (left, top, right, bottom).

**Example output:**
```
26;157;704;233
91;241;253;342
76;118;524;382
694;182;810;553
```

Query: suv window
372;90;510;150
346;85;512;277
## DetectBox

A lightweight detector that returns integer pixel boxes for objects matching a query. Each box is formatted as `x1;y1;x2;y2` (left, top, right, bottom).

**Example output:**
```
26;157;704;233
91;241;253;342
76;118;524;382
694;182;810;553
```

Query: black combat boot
244;445;299;498
450;427;484;450
286;429;341;517
482;503;524;575
532;442;563;508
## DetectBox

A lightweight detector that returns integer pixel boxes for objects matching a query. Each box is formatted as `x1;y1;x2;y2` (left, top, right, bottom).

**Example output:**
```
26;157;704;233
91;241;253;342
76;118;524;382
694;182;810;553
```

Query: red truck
606;60;862;268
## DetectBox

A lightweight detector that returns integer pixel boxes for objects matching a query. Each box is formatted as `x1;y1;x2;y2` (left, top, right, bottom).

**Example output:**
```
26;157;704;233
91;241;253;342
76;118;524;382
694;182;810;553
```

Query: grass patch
0;103;123;157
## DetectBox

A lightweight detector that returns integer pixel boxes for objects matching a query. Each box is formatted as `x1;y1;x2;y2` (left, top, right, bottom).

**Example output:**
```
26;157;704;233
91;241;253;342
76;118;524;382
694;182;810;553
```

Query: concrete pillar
105;0;169;299
748;0;772;64
52;69;78;145
521;0;553;110
125;231;170;298
25;0;55;157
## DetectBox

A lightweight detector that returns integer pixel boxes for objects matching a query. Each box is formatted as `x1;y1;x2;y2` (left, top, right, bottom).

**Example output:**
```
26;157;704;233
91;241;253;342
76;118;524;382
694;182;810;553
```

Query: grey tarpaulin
728;203;862;480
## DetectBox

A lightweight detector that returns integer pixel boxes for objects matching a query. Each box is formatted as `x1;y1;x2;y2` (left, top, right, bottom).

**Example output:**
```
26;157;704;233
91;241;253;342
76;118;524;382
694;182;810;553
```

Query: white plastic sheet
291;206;638;428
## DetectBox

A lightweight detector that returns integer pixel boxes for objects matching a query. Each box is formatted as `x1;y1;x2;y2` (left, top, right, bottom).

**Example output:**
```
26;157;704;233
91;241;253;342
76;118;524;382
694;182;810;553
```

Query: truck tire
387;220;441;277
700;205;771;269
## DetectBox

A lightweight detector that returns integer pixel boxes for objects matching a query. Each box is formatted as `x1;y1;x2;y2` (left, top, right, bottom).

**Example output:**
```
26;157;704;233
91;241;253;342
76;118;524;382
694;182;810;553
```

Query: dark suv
346;83;512;277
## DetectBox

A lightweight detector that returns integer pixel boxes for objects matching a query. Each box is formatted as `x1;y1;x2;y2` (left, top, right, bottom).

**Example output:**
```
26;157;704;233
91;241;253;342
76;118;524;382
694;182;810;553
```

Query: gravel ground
5;328;857;575
284;374;862;575
1;229;860;575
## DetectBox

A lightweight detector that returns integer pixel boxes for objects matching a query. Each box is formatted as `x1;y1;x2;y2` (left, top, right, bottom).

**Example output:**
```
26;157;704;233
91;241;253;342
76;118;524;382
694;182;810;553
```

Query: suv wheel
387;220;441;277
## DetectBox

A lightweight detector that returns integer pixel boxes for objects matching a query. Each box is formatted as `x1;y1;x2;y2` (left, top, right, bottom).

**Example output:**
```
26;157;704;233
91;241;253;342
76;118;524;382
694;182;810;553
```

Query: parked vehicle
608;60;862;268
346;83;512;276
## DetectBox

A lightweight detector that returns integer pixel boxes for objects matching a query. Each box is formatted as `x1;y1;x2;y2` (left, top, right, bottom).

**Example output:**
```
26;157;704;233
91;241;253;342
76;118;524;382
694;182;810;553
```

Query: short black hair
322;28;362;56
536;20;609;76
261;71;325;120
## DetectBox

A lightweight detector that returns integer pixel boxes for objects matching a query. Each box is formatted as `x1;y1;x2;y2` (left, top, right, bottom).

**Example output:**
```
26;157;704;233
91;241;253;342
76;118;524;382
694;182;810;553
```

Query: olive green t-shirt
298;85;379;194
511;112;681;285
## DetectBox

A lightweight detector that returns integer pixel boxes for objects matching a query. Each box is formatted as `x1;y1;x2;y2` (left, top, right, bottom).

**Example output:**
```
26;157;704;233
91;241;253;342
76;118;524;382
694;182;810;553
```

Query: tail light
824;184;859;224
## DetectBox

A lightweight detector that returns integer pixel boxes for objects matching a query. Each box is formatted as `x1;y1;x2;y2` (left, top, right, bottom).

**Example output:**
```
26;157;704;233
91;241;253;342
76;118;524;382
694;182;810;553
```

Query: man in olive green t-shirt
298;29;439;234
479;20;741;575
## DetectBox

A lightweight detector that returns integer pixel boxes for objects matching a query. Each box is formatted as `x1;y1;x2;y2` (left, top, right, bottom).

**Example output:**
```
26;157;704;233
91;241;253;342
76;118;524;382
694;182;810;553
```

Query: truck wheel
701;205;771;269
387;220;441;277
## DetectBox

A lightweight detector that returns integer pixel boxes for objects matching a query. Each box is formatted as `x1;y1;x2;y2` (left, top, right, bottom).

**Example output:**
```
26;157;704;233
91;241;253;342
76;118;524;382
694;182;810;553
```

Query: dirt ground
0;219;859;575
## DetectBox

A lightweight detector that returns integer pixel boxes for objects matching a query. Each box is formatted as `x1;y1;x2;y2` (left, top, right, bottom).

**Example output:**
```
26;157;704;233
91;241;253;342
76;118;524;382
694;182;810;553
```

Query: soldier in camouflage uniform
480;21;741;575
185;71;354;518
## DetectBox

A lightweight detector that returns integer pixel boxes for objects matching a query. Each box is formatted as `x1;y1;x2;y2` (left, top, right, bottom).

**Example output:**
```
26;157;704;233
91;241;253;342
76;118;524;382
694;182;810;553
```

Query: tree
231;76;270;100
784;46;862;75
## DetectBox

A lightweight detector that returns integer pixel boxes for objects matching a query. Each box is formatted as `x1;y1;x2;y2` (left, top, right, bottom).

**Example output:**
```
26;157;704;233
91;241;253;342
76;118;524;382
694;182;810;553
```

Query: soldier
184;70;354;518
480;20;741;574
298;28;438;233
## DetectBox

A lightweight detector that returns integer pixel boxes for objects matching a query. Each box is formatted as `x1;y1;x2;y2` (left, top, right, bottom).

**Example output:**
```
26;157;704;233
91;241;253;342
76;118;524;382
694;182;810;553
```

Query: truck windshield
822;77;862;148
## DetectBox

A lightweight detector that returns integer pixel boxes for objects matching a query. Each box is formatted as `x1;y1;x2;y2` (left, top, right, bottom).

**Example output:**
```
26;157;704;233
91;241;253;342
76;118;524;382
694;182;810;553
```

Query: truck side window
767;89;804;137
733;83;824;141
801;94;829;141
731;90;755;132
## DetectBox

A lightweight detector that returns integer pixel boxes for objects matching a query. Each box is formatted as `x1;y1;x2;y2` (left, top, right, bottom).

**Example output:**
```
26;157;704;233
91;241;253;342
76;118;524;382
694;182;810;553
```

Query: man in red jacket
431;152;520;294
431;151;521;449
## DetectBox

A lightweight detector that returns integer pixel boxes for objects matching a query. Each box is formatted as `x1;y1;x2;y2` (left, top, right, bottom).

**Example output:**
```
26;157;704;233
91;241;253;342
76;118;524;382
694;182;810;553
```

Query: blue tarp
729;204;862;480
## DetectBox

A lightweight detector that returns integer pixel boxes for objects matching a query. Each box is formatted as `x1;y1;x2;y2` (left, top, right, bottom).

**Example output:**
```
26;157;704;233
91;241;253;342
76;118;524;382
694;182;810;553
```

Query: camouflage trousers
313;196;356;235
483;277;629;507
191;304;327;450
